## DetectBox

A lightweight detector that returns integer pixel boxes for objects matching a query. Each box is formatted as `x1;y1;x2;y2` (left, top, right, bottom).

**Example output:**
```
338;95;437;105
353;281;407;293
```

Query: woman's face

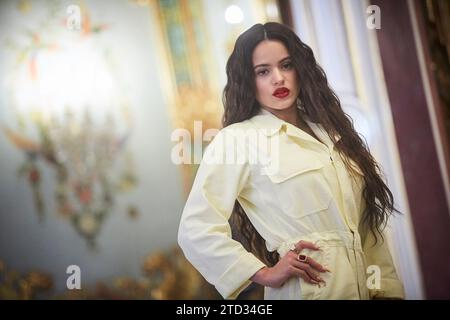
252;40;299;111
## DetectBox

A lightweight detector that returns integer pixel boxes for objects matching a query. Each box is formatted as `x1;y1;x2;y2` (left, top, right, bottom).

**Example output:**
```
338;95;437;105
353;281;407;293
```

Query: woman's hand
251;240;330;288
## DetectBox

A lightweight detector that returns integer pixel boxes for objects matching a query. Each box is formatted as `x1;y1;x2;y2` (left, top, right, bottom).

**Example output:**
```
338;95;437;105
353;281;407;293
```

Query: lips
272;87;290;98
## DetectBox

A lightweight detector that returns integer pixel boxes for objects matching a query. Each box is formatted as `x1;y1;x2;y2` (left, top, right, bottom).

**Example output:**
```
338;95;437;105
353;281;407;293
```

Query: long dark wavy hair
223;22;400;267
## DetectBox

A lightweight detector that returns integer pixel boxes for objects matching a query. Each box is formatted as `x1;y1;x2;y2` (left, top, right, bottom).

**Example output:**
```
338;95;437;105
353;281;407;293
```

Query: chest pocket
262;156;333;219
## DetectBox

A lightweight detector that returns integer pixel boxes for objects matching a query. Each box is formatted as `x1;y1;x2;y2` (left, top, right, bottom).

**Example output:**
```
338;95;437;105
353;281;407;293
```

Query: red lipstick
272;87;290;98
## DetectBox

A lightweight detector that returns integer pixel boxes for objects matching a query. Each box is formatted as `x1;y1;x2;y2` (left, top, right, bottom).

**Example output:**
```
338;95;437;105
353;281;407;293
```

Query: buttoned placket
254;110;367;297
288;120;369;299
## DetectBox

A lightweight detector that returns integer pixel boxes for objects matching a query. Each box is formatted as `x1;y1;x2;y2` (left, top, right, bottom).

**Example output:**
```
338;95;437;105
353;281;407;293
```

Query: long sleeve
177;129;267;299
361;227;405;299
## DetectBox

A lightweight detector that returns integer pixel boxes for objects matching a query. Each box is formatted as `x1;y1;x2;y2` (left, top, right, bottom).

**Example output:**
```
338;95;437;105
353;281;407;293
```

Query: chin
271;102;296;110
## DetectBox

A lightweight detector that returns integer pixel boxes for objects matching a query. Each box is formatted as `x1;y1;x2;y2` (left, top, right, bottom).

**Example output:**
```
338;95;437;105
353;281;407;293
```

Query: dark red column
372;0;450;299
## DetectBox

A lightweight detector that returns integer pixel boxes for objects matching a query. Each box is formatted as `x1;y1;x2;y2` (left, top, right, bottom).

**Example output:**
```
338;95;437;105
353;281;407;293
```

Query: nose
271;68;284;85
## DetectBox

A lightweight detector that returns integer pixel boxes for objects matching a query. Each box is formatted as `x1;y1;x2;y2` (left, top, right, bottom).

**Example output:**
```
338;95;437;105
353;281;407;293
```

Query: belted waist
275;230;363;256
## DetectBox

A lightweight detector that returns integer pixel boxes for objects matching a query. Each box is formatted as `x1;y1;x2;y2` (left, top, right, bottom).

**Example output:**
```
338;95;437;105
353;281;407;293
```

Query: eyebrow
253;56;291;69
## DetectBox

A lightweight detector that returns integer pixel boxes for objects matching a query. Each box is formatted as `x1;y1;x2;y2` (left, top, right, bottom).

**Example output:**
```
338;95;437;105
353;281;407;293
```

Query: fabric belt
276;230;362;256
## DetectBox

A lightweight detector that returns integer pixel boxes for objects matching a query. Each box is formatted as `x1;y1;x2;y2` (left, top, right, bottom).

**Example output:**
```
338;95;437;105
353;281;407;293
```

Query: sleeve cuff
370;278;405;299
215;252;267;299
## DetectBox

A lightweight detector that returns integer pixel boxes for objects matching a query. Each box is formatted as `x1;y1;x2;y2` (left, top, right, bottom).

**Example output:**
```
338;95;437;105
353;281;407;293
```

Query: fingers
304;256;331;273
294;240;320;252
294;261;325;283
290;266;319;285
287;250;330;273
292;240;331;273
285;251;329;286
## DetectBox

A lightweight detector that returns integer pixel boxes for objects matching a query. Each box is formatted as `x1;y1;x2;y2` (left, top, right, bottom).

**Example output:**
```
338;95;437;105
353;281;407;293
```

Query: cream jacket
178;108;405;300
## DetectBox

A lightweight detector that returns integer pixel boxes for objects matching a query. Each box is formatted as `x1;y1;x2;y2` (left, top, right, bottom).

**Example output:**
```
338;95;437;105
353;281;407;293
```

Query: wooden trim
412;0;450;209
277;0;293;28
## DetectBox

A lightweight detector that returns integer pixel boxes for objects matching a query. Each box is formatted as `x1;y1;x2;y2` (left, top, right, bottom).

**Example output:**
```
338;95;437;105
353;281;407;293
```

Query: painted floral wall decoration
2;1;139;249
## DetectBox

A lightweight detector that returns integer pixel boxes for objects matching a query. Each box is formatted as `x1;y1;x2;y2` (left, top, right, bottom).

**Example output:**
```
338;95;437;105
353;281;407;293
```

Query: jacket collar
249;108;341;148
249;108;286;136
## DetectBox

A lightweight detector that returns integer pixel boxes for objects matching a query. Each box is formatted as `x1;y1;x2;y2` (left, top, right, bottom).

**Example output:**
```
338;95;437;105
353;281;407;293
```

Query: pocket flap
263;159;324;184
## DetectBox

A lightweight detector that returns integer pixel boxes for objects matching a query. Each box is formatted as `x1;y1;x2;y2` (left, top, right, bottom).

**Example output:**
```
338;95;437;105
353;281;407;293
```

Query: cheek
290;72;299;90
255;79;270;100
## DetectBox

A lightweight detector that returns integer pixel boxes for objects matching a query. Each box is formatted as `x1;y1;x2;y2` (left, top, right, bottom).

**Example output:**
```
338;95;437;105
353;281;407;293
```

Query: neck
261;104;300;127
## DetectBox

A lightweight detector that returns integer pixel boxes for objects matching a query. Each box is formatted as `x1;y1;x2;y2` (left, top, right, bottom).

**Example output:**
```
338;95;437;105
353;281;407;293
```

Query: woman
178;22;404;300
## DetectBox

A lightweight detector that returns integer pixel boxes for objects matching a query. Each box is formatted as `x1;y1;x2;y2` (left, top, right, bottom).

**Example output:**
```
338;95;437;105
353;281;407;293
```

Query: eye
281;61;293;70
256;69;269;76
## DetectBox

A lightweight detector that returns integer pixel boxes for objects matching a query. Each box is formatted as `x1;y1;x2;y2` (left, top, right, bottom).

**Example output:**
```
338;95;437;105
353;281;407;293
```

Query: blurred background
0;0;448;299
